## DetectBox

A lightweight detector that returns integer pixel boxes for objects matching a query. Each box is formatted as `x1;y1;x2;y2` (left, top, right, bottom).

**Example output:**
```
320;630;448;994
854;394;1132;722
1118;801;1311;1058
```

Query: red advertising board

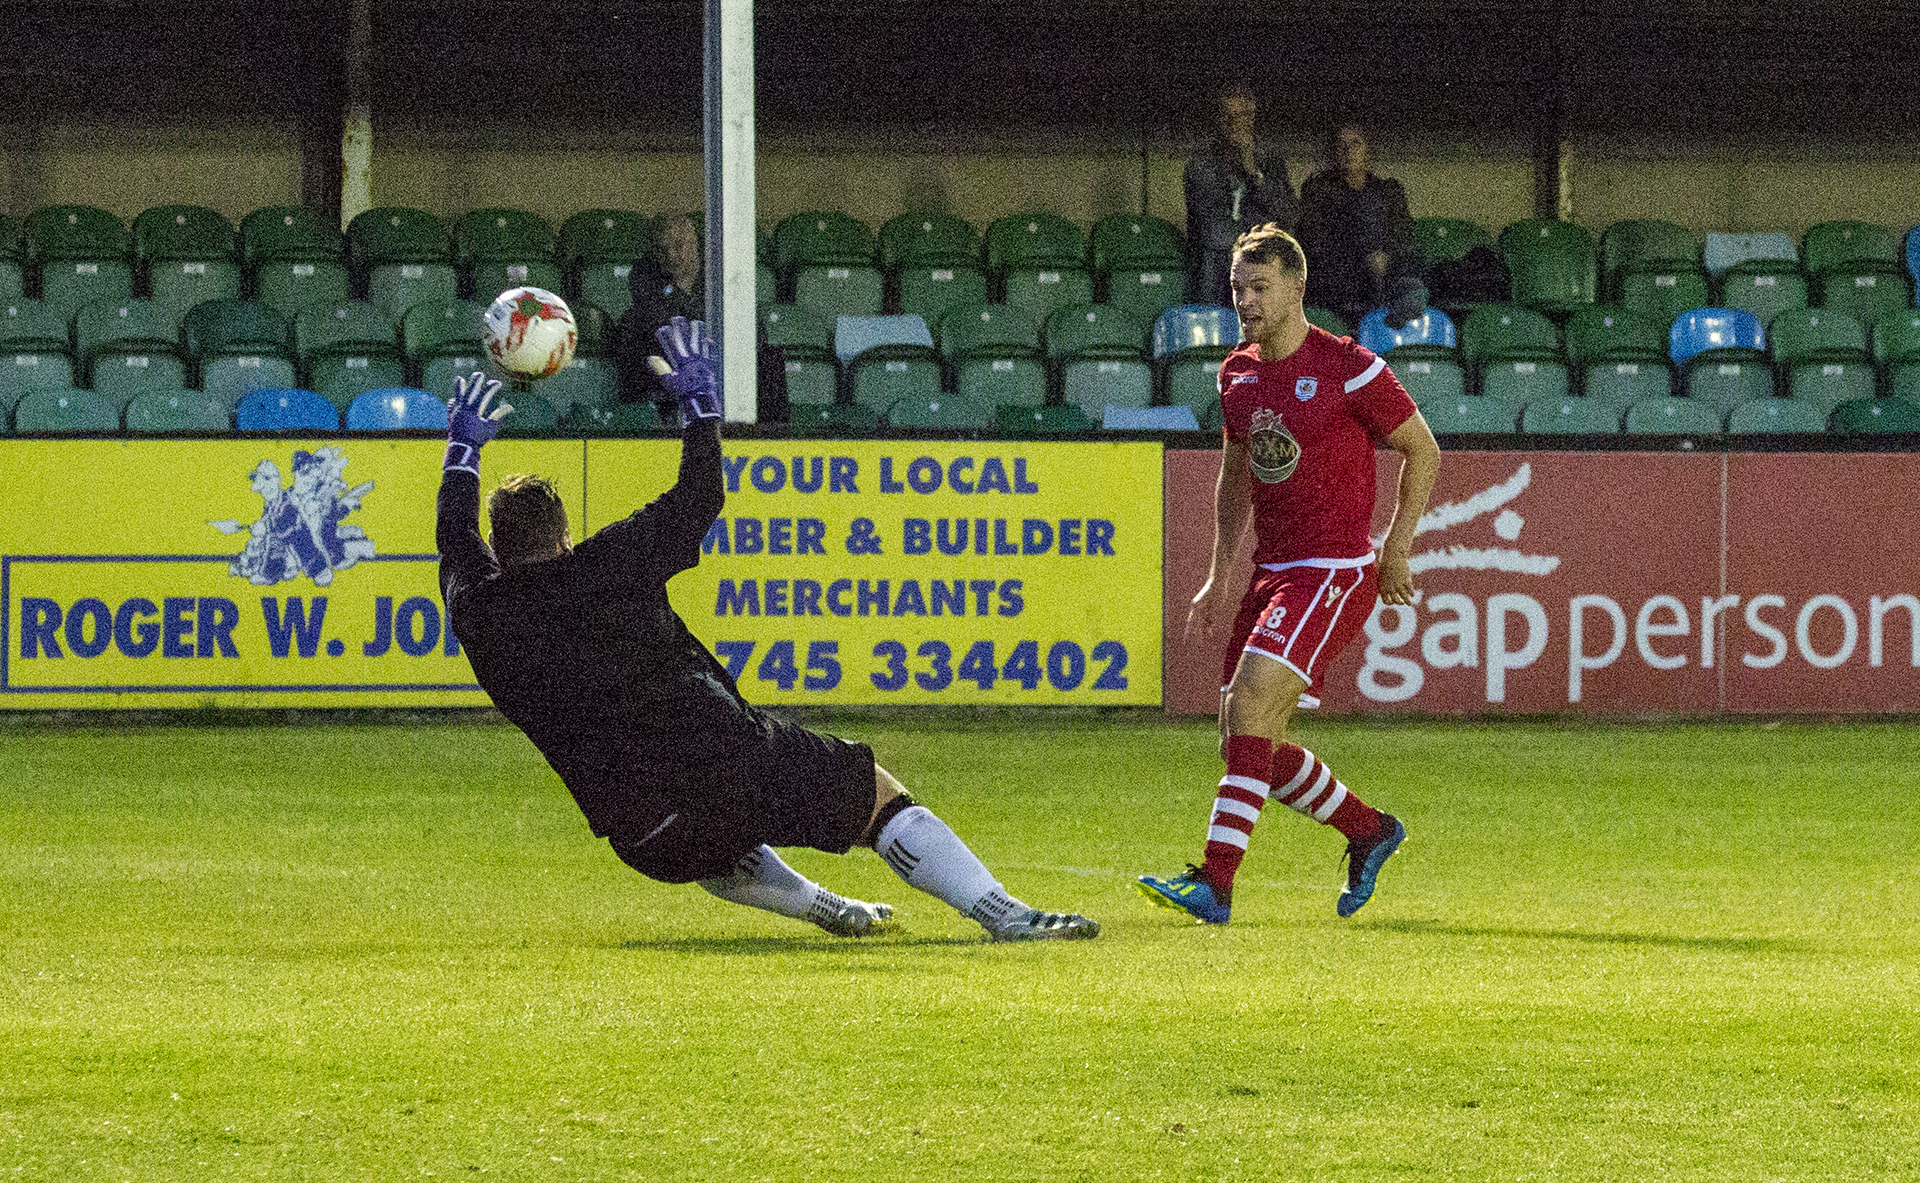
1165;449;1920;716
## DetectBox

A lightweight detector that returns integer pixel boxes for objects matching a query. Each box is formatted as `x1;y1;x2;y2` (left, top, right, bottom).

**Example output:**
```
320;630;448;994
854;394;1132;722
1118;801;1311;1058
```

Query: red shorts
1222;561;1378;695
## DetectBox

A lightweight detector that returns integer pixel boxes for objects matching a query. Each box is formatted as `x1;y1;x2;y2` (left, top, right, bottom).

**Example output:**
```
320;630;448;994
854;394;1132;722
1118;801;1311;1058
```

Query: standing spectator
1296;123;1425;327
617;216;703;416
1185;84;1297;309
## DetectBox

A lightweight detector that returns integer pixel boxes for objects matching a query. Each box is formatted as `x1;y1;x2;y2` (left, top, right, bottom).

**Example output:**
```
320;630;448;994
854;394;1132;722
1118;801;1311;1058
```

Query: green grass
2;715;1916;1181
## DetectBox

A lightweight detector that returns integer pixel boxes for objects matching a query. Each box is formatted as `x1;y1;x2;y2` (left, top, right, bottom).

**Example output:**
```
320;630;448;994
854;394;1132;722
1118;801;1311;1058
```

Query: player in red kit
1138;224;1440;923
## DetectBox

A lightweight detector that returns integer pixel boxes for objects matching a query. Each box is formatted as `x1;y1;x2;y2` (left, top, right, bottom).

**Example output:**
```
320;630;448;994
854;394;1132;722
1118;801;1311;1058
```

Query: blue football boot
1336;814;1406;917
1135;866;1231;925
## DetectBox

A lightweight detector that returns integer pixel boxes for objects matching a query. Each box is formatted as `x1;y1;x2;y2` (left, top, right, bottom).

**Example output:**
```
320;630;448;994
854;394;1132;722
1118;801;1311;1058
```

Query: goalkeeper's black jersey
437;419;763;837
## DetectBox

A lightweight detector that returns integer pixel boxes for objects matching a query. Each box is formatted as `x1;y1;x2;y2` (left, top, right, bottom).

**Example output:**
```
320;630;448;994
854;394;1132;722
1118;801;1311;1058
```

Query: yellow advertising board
0;439;583;708
586;439;1164;705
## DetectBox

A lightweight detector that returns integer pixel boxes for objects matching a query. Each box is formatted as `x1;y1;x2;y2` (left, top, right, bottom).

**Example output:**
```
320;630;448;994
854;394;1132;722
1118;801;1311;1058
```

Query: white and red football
483;286;577;380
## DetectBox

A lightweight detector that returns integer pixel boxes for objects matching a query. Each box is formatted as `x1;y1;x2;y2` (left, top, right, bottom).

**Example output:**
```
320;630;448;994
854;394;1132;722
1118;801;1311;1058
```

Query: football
483;286;577;380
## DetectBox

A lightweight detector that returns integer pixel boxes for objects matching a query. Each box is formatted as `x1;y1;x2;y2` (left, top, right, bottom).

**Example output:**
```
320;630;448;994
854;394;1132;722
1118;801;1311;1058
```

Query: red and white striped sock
1270;743;1385;843
1196;734;1273;903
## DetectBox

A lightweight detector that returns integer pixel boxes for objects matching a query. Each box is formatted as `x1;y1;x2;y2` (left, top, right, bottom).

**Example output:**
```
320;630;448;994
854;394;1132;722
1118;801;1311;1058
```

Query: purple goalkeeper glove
649;315;722;421
444;370;513;475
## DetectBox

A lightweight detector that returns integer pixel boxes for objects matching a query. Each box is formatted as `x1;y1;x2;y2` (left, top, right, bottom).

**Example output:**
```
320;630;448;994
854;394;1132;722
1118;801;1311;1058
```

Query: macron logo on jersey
1230;374;1259;385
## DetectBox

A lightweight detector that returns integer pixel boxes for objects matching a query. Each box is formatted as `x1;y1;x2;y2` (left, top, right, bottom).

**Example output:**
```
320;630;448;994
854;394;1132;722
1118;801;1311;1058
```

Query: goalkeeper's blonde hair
488;474;569;564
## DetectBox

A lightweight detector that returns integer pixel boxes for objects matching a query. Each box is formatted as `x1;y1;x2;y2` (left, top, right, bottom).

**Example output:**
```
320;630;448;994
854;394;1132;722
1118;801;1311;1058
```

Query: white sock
697;846;849;926
873;805;1028;930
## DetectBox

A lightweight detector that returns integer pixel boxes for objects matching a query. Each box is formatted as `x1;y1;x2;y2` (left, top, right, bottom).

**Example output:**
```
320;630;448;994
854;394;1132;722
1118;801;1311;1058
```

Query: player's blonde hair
488;474;569;565
1231;224;1307;280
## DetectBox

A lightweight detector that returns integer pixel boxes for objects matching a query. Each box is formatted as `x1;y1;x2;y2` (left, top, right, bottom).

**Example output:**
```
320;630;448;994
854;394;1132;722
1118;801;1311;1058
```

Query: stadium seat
1090;213;1186;328
1356;306;1464;406
1670;308;1771;411
1769;308;1875;415
346;386;447;431
1702;231;1798;278
1803;220;1910;327
0;214;22;300
1723;396;1826;434
25;205;133;324
182;298;296;404
1719;268;1809;331
560;209;653;318
72;298;179;380
1153;304;1240;413
994;402;1093;436
1461;304;1567;405
1046;304;1151;415
1598;219;1699;300
1622;396;1721;435
1828;396;1920;435
1;299;74;410
0;351;73;413
774;210;881;318
887;214;987;325
401;299;487;391
787;400;880;437
1412;218;1493;269
1519;397;1620;434
1873;310;1920;404
12;387;118;433
1816;270;1912;331
561;399;664;437
496;389;560;437
245;207;353;321
1618;268;1710;332
350;207;458;327
235;387;341;432
1498;219;1596;313
1103;404;1200;431
989;213;1092;326
839;315;941;413
532;356;618;416
1421;395;1519;433
1564;306;1672;406
133;205;241;327
940;302;1046;409
883;392;992;430
456;208;563;301
297;300;405;412
124;387;229;433
93;353;189;411
1304;307;1353;338
762;303;839;407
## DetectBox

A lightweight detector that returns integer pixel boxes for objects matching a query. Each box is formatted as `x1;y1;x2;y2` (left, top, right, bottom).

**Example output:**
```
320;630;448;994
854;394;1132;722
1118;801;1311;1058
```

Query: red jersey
1218;325;1416;569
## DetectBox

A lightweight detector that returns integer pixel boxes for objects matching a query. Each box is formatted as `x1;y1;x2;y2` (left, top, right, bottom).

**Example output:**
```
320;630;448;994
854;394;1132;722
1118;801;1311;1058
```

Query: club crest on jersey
1295;377;1318;401
1247;407;1300;484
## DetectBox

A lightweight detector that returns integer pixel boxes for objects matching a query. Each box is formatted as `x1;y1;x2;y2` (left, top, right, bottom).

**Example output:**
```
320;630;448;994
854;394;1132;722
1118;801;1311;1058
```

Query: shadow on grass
1370;918;1815;955
618;933;986;955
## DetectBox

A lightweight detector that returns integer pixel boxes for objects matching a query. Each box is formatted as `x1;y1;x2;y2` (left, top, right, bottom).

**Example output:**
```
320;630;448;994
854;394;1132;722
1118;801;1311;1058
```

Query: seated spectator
617;214;787;422
1297;124;1426;328
1184;83;1297;309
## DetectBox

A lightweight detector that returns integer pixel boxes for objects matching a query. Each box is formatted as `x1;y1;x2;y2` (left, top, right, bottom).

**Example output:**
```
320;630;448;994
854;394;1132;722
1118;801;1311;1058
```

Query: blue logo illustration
208;447;377;587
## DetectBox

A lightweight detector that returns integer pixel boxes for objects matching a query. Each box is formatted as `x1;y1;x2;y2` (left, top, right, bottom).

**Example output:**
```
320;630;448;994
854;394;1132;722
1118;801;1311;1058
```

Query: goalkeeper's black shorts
606;714;877;884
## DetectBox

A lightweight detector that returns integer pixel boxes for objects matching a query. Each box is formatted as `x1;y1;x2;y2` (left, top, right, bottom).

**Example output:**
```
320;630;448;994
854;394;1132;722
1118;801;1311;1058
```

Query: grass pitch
2;714;1916;1181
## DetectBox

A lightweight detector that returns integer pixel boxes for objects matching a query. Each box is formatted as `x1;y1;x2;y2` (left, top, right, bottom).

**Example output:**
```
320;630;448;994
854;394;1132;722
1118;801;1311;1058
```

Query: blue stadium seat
1103;405;1199;431
836;314;939;413
1669;308;1765;366
346;386;446;430
1356;306;1464;405
1153;304;1239;413
1670;308;1770;411
236;387;341;431
1355;306;1458;355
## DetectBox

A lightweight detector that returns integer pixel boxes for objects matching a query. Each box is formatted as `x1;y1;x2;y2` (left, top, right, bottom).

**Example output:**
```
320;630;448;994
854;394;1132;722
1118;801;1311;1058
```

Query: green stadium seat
994;402;1093;436
1090;213;1186;328
1816;270;1912;330
295;299;394;358
1499;219;1596;314
180;298;295;407
308;353;406;413
841;316;942;414
1461;304;1567;405
1622;396;1721;435
1618;268;1709;332
134;205;241;327
456;207;562;302
531;355;618;416
1565;306;1671;406
1598;219;1699;300
1154;305;1238;415
1003;267;1093;329
880;213;983;272
941;303;1046;409
495;389;559;437
1872;310;1920;404
989;213;1091;325
350;207;457;327
244;206;350;321
561;399;663;437
762;304;839;407
899;265;988;330
93;353;189;411
13;387;118;433
1828;396;1920;435
1672;309;1771;412
368;262;459;331
1685;356;1772;414
787;400;880;438
561;209;653;319
1304;307;1353;338
883;392;993;430
1803;220;1903;279
2;301;73;399
1046;303;1150;415
72;298;179;379
1519;397;1620;434
0;350;73;413
1724;397;1826;434
401;299;486;365
1412;218;1493;268
774;210;881;317
124;387;229;433
1421;394;1519;433
1719;268;1809;331
1770;308;1875;415
25;205;133;324
0;214;22;300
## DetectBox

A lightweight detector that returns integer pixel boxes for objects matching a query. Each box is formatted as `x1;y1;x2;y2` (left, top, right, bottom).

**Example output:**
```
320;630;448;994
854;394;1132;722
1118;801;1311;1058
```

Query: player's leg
695;845;895;937
863;765;1099;942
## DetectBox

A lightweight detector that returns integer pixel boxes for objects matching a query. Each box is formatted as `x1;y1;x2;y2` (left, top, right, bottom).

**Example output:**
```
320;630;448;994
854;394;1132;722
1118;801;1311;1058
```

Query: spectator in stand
1297;123;1426;328
1185;83;1297;309
616;214;786;422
